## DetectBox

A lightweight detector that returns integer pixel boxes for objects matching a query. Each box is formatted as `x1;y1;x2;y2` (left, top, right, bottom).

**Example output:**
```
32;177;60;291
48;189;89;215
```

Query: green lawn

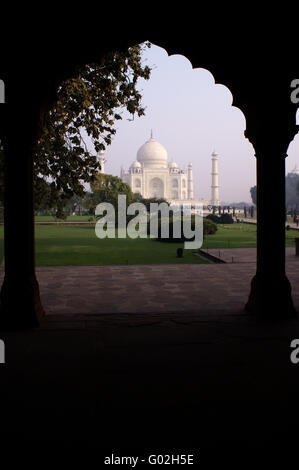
202;223;296;249
203;223;296;249
0;222;297;266
203;223;258;249
35;215;92;222
34;225;207;265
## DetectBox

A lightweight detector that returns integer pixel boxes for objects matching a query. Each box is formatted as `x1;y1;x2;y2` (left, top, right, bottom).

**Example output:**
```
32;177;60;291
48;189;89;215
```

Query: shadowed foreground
1;252;299;466
1;311;299;467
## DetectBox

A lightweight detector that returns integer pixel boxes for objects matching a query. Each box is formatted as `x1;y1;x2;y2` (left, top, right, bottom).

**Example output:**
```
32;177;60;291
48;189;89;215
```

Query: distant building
118;132;211;206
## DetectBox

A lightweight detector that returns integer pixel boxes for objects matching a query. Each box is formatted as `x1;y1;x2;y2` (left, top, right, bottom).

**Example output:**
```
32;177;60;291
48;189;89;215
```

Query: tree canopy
32;42;151;217
250;185;256;205
132;193;170;213
286;173;299;207
84;173;134;212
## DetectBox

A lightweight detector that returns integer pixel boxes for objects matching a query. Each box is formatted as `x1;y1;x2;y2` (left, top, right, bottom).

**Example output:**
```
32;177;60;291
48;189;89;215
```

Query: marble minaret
98;150;106;174
211;151;220;206
187;163;194;199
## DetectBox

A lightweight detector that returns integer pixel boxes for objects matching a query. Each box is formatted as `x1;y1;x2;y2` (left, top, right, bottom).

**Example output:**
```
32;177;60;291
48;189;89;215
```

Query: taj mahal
98;132;220;207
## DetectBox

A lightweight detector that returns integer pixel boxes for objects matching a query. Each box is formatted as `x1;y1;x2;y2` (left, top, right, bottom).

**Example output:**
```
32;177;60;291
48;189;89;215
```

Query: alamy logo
95;195;203;249
290;339;299;364
0;80;5;103
0;339;5;363
290;79;299;104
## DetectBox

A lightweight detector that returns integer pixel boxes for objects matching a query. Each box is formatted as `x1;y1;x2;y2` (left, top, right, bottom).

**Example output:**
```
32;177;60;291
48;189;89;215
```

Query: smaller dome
169;161;178;168
130;160;141;168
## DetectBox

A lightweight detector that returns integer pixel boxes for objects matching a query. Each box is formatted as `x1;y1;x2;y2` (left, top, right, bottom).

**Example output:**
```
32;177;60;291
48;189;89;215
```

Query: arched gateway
0;37;298;328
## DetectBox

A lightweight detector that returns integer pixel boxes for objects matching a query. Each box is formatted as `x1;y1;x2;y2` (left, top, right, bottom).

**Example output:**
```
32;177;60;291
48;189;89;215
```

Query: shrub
219;213;234;224
206;213;234;224
155;215;217;243
203;218;217;235
206;213;220;224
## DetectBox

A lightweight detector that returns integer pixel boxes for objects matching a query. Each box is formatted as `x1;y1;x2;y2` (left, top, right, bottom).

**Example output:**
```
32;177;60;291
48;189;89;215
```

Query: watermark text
95;196;203;249
290;79;299;104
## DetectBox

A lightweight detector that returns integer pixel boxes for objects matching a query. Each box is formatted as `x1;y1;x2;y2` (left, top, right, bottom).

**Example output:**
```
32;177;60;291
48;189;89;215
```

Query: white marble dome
169;161;178;168
130;160;141;168
137;136;168;168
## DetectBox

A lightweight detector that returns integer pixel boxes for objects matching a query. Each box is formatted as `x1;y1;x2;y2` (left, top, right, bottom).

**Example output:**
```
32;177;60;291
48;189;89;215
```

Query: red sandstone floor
29;248;299;319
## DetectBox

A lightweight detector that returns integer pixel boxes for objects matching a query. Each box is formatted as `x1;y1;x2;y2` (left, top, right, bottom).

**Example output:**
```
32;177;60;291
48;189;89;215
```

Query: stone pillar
245;129;297;317
0;102;45;329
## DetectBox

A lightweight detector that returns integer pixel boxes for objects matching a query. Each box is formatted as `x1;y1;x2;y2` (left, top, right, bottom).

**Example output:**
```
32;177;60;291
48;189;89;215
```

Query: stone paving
1;247;298;320
36;263;256;317
11;246;298;320
200;246;298;263
2;249;299;463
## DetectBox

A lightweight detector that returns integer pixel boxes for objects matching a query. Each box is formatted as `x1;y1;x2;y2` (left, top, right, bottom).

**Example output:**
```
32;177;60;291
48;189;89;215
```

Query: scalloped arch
143;39;248;129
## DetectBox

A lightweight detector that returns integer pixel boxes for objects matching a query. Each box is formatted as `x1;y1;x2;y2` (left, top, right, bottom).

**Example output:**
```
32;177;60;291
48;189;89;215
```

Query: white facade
121;134;189;201
120;133;210;206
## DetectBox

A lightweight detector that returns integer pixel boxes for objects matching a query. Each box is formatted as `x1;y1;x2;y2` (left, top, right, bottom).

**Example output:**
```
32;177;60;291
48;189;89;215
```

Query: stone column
0;101;45;329
245;128;297;317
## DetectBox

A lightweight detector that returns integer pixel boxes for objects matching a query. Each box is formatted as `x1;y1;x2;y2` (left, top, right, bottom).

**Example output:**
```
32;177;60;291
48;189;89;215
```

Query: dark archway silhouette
0;37;298;328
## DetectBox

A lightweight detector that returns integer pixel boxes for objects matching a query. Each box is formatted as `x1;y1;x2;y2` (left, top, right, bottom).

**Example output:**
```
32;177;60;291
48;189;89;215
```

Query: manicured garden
0;222;297;266
32;222;296;266
33;225;208;266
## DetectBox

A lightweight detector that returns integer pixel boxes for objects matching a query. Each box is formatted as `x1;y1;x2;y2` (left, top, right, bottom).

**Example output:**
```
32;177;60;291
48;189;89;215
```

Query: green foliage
286;173;299;207
203;218;218;234
219;213;234;224
156;215;217;243
206;213;219;224
132;193;170;212
33;42;152;217
85;173;134;211
250;185;256;205
206;213;234;224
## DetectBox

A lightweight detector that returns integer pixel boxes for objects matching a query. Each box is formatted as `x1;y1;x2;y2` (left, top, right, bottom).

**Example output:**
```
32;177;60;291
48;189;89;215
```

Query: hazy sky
95;43;299;203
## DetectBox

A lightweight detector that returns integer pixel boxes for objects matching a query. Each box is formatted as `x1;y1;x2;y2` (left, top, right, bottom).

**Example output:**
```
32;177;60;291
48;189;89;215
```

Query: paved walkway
9;247;295;320
2;250;299;463
200;246;296;263
37;263;257;318
1;248;299;320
